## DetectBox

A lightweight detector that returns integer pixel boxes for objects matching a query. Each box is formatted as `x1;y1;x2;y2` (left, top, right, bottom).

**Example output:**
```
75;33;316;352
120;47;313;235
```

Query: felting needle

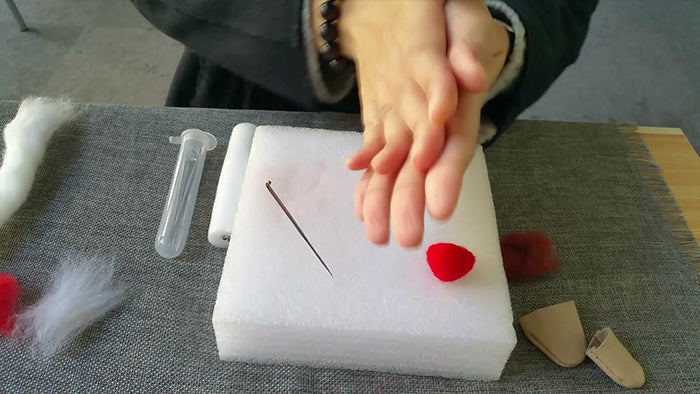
265;181;333;277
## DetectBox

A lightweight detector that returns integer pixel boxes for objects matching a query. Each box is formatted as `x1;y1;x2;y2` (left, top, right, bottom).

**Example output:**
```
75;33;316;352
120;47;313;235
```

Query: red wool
500;232;560;282
0;273;20;336
426;243;476;282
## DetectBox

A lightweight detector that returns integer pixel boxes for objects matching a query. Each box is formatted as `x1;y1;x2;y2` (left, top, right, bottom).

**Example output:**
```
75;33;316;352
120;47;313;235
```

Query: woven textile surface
1;102;698;392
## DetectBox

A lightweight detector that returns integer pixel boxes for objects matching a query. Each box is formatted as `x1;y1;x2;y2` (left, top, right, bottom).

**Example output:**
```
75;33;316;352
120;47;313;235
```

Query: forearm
131;0;323;108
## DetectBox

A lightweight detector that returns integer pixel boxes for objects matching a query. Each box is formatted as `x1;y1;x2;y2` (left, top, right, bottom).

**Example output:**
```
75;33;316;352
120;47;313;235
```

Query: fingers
354;169;372;220
397;83;445;172
426;92;481;220
355;156;426;247
347;92;385;171
346;123;384;171
411;50;458;124
362;169;397;245
412;120;445;173
391;151;426;247
371;112;412;175
449;42;487;93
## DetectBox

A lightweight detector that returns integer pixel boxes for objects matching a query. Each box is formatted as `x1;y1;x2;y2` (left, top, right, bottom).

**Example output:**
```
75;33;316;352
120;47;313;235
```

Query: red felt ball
0;273;20;337
426;243;476;282
500;232;560;282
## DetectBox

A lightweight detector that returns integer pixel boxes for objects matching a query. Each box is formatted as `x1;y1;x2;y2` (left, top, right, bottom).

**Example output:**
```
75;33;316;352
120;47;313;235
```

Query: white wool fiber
13;256;127;357
0;97;75;227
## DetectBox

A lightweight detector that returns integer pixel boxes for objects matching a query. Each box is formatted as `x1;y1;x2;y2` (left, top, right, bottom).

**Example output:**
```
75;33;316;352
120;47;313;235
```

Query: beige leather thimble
519;301;587;368
586;327;645;389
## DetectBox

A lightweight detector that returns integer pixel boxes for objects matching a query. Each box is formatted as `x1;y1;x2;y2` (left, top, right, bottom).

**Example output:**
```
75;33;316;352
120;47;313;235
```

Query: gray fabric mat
1;102;699;392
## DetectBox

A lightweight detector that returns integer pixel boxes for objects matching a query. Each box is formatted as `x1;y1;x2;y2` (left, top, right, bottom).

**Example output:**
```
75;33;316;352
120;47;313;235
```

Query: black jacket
131;0;597;138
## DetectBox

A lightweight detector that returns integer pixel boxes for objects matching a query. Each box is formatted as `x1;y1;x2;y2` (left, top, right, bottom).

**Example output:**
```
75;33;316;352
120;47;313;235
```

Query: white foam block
213;126;516;380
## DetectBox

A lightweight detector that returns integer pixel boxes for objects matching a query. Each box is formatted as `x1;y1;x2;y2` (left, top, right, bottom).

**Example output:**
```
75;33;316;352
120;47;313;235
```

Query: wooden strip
639;128;700;244
635;126;684;135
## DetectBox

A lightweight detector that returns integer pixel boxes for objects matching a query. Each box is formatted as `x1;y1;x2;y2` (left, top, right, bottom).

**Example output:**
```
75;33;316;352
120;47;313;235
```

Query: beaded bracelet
319;0;352;72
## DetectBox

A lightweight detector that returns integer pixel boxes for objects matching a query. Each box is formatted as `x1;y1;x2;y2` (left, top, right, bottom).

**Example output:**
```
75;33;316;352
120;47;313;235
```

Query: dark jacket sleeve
483;0;598;144
130;0;320;107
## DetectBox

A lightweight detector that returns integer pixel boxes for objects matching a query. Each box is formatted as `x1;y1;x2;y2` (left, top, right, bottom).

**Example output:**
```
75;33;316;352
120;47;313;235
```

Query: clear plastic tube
155;129;217;258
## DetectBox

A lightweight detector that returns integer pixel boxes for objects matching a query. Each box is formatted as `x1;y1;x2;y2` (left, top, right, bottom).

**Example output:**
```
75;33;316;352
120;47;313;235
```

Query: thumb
449;42;487;93
444;0;492;93
425;91;482;219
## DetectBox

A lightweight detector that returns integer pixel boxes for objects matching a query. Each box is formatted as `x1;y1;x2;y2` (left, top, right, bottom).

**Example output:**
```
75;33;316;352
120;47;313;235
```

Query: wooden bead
320;1;340;22
329;58;351;72
320;22;338;42
319;0;350;73
320;42;341;61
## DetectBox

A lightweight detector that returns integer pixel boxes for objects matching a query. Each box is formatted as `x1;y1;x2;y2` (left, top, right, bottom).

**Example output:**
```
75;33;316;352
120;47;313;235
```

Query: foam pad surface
213;126;516;380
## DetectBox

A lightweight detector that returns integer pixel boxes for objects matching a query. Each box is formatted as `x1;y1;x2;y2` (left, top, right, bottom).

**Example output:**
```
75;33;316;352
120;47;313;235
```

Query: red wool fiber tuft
426;243;476;282
500;232;560;282
0;273;20;337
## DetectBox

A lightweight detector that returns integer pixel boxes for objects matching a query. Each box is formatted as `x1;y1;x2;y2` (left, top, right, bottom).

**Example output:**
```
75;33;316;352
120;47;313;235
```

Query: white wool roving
0;97;75;227
13;256;127;356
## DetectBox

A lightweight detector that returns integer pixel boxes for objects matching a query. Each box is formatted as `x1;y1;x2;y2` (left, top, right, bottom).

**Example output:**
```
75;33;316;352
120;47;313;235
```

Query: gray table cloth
1;101;699;392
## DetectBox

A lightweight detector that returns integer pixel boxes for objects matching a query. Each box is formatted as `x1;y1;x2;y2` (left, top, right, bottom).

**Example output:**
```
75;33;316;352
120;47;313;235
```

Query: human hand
351;0;511;247
425;0;511;220
332;0;459;177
